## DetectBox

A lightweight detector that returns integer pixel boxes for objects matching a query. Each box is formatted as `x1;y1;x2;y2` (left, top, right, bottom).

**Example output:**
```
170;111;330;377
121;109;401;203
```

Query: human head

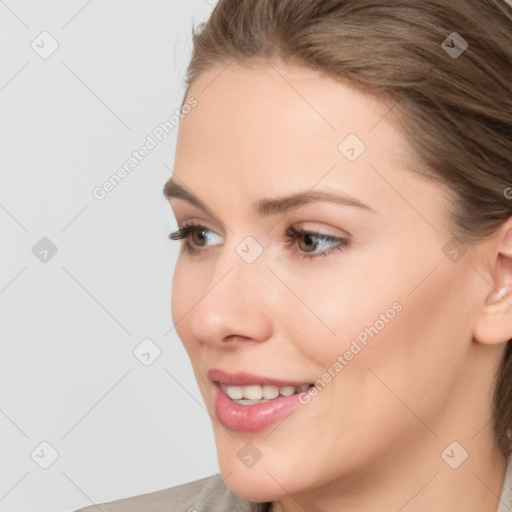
166;0;512;504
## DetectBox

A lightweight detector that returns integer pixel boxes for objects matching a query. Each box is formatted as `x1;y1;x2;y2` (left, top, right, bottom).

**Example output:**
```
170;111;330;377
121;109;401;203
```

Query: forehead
183;60;392;147
173;60;447;227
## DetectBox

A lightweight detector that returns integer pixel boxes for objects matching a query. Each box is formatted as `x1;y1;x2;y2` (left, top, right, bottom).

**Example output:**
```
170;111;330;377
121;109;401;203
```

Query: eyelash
168;223;350;261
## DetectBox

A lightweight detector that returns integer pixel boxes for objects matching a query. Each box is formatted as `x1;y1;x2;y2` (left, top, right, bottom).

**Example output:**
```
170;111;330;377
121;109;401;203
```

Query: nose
187;244;273;347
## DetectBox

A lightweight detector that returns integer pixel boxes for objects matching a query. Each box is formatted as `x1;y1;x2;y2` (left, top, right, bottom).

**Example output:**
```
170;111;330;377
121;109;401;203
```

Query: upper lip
208;368;312;387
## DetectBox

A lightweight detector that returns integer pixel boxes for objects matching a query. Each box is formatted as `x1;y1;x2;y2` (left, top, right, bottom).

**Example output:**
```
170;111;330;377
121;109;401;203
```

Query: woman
76;0;512;510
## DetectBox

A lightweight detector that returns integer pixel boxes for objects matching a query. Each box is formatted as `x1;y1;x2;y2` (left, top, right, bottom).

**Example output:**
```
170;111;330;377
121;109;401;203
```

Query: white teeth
242;385;263;400
279;385;296;397
237;399;268;406
221;383;310;401
262;385;280;399
226;386;242;400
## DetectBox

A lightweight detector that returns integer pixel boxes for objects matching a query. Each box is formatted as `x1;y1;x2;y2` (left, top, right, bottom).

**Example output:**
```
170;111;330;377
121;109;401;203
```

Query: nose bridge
211;234;268;306
188;234;271;344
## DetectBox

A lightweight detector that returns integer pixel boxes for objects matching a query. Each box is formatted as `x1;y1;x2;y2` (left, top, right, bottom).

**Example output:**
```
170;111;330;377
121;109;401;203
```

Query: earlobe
474;220;512;346
485;287;508;305
475;273;512;346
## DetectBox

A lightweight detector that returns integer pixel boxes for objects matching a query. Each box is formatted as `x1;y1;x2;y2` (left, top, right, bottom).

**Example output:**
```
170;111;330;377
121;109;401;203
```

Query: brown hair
182;0;512;457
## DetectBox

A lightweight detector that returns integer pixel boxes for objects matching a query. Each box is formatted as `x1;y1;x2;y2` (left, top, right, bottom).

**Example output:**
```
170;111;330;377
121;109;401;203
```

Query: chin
220;468;288;503
215;441;312;503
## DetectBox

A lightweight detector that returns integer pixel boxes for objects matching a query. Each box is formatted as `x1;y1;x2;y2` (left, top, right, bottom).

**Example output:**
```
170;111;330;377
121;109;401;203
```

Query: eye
168;223;221;254
285;226;350;260
168;223;350;260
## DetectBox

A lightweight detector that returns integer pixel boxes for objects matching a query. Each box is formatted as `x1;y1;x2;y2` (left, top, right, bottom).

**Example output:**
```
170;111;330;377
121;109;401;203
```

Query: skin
165;60;511;512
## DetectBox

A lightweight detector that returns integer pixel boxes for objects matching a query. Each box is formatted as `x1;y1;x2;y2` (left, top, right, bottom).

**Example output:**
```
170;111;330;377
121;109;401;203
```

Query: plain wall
0;2;220;511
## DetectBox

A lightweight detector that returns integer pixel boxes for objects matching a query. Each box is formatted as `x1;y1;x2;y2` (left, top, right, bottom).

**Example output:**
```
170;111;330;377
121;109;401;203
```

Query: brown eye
168;223;222;255
297;233;319;253
191;228;209;246
286;226;350;261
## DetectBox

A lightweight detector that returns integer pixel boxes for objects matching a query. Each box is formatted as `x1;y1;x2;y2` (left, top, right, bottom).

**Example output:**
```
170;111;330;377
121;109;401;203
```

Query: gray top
499;455;512;512
75;455;512;512
74;473;271;512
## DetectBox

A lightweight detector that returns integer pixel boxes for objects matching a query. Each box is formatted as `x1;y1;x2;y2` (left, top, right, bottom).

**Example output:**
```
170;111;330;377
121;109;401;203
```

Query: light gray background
0;2;220;511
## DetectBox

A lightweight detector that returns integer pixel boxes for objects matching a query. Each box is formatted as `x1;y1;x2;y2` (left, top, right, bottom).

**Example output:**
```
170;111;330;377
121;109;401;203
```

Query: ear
474;216;512;345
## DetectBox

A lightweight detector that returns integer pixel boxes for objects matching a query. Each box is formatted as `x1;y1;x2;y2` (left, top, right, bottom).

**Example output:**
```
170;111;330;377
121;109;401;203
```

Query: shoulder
73;473;270;512
498;455;512;512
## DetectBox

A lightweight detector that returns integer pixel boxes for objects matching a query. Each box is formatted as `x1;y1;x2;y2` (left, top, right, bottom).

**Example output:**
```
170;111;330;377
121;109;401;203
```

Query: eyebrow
163;179;376;217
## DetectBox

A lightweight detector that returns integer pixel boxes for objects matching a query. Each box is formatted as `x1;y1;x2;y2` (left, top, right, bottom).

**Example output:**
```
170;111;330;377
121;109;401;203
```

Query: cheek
277;242;473;416
171;259;199;352
170;260;184;327
269;255;404;368
331;258;476;436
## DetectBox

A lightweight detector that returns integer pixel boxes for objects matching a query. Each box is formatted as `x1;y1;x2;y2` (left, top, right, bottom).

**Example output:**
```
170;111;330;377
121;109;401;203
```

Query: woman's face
166;61;492;501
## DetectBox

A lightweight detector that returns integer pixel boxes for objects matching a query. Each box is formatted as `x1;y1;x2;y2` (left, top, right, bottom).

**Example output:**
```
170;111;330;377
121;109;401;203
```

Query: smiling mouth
219;383;314;405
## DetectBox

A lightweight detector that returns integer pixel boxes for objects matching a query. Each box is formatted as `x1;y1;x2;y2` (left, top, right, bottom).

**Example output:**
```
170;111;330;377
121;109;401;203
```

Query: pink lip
212;382;307;432
208;368;312;432
207;368;311;387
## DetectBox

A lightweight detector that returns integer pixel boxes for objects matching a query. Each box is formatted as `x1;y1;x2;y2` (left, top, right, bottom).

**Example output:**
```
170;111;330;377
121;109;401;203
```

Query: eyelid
169;222;346;242
168;221;351;261
290;221;350;240
168;222;222;242
171;218;221;235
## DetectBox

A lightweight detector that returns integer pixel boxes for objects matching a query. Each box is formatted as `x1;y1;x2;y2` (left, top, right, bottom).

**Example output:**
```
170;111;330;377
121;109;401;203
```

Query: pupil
193;230;207;245
301;233;317;252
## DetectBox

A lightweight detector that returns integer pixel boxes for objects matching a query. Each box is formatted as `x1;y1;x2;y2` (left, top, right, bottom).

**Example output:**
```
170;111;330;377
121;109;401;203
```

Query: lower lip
213;383;307;432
